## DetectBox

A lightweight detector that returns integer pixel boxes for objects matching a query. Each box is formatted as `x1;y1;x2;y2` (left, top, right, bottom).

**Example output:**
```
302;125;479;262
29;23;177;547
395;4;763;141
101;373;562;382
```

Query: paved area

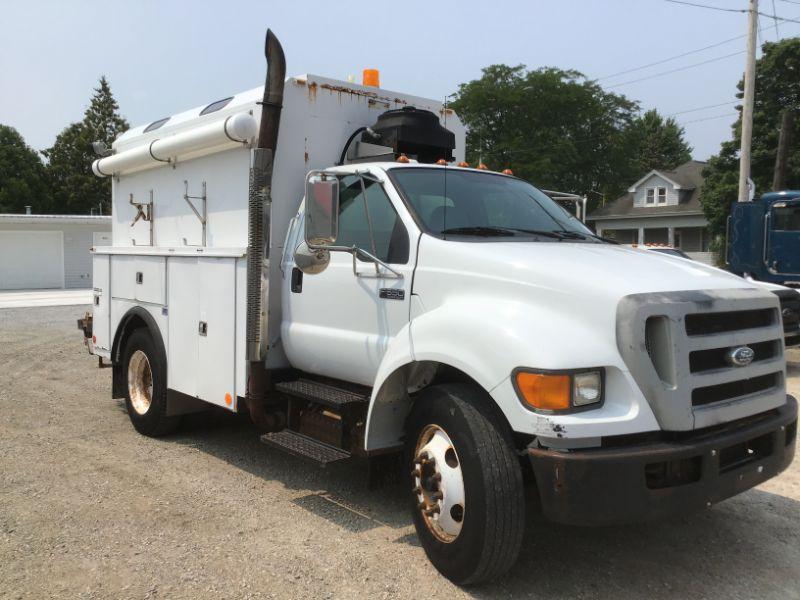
1;305;799;599
0;289;92;309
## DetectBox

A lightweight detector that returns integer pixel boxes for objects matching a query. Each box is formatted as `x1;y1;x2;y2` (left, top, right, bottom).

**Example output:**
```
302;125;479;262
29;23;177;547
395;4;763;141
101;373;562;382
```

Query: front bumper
528;395;797;526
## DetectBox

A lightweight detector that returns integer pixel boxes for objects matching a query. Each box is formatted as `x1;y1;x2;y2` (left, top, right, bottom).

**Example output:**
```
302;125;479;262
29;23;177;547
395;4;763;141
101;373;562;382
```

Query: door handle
291;267;303;293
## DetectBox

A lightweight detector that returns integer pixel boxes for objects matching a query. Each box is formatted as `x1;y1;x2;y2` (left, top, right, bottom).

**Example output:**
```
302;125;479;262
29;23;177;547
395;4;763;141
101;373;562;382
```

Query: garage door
0;231;64;290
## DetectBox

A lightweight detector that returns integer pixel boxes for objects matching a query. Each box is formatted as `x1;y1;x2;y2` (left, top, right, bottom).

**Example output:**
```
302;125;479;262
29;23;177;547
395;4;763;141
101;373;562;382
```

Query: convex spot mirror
305;175;339;247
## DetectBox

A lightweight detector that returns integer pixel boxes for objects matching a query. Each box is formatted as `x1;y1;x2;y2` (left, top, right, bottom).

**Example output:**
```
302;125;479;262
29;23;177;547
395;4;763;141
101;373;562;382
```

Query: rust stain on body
307;81;318;102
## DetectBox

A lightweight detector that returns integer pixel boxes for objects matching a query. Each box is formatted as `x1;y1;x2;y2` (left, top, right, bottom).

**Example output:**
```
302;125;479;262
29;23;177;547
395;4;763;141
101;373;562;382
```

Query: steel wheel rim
128;350;153;415
412;424;465;543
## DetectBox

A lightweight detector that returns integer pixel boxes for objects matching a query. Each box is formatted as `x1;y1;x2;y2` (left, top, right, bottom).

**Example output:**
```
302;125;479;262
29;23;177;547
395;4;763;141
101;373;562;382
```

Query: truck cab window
773;204;800;231
336;175;409;264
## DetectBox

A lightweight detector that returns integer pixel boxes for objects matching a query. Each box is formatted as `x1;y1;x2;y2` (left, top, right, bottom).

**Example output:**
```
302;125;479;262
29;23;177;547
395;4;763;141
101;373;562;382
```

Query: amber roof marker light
362;69;380;88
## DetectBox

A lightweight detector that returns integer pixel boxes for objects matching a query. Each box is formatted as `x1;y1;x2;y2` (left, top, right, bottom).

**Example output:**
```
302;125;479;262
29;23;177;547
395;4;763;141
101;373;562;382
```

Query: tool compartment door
167;257;200;398
197;258;237;409
92;254;111;353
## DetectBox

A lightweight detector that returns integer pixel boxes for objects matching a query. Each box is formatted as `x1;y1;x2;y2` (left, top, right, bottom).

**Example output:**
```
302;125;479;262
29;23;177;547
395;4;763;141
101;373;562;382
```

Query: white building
0;214;111;290
587;160;715;264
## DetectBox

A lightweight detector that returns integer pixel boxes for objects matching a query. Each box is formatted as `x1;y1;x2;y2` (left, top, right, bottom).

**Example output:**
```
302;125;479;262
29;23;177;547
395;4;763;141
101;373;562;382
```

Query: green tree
449;64;639;208
701;38;800;245
0;125;51;213
44;76;128;214
625;109;693;176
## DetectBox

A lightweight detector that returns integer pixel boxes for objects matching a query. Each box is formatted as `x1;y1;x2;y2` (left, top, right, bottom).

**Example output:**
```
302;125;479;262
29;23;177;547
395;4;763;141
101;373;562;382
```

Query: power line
664;0;745;14
667;100;738;116
598;14;798;83
680;112;739;125
772;0;781;38
607;50;744;88
664;0;800;24
597;34;747;81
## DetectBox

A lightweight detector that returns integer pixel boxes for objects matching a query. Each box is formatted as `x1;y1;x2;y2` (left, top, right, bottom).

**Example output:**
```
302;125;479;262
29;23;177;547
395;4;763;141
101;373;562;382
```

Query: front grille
689;340;779;373
618;289;786;431
685;308;774;336
692;372;781;407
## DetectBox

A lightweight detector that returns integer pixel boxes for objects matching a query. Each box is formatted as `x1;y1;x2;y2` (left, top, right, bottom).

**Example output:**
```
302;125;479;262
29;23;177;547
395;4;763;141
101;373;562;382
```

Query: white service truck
79;31;797;584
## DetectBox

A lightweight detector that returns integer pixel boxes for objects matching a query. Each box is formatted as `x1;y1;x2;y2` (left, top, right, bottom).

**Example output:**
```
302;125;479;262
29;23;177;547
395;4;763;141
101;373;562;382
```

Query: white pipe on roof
92;111;258;177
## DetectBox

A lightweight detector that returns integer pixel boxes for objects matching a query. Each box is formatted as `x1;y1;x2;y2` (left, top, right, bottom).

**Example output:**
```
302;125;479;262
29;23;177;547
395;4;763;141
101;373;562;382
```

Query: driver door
282;174;415;386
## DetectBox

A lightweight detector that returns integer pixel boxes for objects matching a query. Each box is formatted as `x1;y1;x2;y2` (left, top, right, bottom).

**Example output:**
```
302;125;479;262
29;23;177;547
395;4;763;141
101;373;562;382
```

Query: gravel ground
1;305;799;600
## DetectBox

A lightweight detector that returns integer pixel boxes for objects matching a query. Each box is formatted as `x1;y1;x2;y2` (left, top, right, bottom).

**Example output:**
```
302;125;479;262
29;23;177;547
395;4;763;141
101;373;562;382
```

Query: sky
1;0;798;161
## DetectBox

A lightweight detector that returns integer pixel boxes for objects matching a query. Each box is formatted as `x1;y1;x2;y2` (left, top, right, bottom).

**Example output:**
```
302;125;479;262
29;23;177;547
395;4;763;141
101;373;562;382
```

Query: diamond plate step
260;430;351;464
275;379;369;409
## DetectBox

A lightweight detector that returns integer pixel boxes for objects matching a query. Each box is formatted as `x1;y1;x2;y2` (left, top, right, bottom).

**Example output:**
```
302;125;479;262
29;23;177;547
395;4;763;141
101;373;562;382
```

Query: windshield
389;167;597;242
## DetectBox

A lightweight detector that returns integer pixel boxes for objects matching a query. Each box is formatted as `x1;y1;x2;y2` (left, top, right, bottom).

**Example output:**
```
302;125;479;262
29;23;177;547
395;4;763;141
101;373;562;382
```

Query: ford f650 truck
78;31;797;584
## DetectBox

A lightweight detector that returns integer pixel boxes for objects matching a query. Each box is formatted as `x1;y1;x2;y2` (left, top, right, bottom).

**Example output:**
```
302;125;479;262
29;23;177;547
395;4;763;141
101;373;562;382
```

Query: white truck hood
415;238;758;302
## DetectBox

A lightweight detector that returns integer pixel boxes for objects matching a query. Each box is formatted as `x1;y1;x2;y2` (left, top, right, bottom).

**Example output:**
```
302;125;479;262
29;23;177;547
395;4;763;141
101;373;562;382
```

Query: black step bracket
275;379;369;410
260;430;351;464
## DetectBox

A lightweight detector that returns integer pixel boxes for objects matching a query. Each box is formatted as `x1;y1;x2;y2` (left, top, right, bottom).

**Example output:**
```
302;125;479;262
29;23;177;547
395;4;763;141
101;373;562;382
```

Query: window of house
336;175;409;264
657;187;667;204
646;188;655;204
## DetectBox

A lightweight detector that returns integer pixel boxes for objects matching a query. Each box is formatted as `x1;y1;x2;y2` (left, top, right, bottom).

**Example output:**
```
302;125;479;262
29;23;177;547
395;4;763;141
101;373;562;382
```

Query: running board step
260;430;351;464
275;378;369;409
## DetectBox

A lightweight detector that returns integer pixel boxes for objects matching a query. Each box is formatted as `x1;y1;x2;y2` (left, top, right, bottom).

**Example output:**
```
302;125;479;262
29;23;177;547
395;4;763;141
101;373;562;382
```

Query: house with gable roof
586;160;715;264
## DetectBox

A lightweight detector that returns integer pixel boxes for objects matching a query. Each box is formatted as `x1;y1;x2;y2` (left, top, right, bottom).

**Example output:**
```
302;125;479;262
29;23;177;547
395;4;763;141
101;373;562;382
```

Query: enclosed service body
79;32;797;585
728;190;800;284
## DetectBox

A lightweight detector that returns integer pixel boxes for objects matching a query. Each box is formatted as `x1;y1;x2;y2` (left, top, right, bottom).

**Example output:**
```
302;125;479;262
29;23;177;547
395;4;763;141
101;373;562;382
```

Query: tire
121;328;180;437
404;383;525;585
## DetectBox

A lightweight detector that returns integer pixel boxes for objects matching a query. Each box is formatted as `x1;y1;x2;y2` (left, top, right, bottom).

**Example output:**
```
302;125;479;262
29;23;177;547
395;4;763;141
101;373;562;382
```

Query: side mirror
305;175;339;246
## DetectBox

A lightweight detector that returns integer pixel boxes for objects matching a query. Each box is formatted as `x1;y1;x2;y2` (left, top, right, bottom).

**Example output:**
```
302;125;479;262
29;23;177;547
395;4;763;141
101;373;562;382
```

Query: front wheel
405;383;525;585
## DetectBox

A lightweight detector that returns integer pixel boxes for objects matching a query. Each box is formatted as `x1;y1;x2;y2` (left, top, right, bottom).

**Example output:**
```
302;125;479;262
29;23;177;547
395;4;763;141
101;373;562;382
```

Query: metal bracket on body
129;191;154;246
183;180;207;246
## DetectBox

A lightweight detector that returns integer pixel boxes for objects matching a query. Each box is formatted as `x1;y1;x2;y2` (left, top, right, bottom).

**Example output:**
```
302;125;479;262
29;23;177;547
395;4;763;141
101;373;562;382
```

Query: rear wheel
122;328;179;436
405;383;525;585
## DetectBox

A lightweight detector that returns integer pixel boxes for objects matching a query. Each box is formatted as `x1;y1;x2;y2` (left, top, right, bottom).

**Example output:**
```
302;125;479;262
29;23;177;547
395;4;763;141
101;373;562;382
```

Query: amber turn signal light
515;372;571;411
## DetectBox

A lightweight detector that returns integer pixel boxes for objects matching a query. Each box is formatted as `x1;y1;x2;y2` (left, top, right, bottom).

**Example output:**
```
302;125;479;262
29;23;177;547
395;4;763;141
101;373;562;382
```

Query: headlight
513;368;604;413
573;371;602;406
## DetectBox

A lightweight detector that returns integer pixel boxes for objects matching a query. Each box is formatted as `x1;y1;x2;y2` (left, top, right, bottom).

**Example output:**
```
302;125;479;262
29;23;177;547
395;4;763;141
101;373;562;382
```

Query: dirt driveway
1;305;799;600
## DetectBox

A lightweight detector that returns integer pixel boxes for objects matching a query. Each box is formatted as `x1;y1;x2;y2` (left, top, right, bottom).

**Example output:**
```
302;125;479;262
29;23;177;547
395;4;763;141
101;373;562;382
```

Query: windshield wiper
440;226;519;237
509;228;618;244
501;228;574;240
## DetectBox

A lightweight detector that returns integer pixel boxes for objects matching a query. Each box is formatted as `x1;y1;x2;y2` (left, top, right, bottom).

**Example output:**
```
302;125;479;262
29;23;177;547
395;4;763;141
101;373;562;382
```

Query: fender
364;296;629;450
111;306;167;399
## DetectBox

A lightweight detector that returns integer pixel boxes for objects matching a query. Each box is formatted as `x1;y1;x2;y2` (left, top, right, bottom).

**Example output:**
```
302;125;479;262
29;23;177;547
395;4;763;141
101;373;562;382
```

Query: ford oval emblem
726;346;755;367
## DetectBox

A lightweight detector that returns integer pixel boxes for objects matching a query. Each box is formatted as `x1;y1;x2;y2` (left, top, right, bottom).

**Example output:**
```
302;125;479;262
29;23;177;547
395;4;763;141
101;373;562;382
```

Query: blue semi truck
728;190;800;284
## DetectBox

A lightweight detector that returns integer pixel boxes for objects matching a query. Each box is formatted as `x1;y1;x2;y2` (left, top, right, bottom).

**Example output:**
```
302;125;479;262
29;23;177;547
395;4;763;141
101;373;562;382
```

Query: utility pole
738;0;759;202
772;109;795;191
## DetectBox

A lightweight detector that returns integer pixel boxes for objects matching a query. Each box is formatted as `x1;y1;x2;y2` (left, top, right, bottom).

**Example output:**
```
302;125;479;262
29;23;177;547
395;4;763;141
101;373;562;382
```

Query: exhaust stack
245;29;286;430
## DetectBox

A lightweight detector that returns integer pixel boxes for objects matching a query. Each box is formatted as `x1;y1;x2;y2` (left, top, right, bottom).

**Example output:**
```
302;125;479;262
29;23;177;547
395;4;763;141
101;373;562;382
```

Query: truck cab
728;190;800;284
79;31;797;586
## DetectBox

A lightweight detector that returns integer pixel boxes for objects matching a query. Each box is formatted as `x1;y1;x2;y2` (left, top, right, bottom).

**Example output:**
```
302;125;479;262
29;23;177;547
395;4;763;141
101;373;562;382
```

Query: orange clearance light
362;69;380;87
477;163;489;170
397;153;410;163
457;161;470;168
515;372;571;411
436;158;447;165
502;168;514;175
225;393;232;406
